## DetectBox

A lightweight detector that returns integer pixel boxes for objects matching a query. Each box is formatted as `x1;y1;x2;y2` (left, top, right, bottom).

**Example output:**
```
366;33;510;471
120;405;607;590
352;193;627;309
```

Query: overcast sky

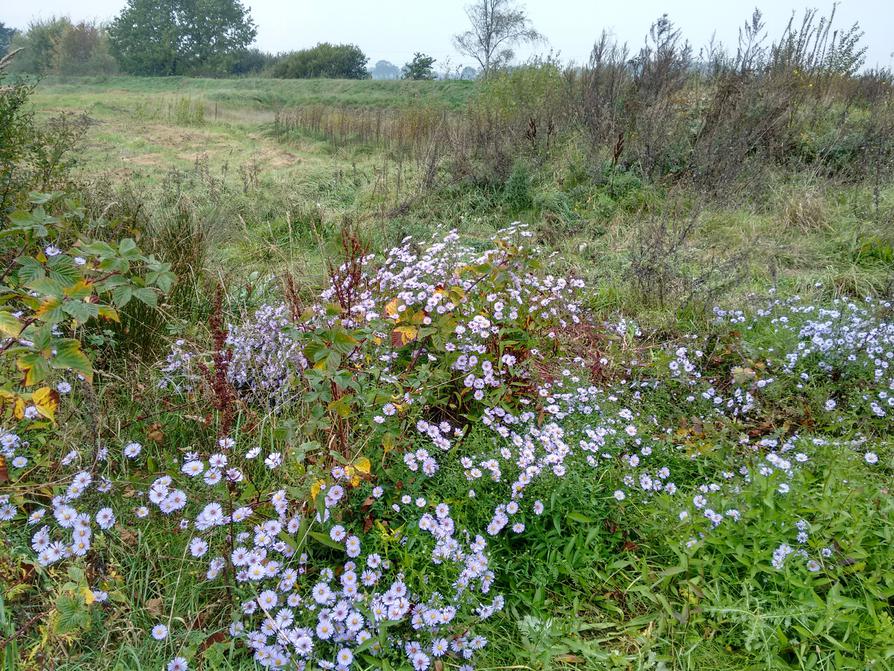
4;0;893;71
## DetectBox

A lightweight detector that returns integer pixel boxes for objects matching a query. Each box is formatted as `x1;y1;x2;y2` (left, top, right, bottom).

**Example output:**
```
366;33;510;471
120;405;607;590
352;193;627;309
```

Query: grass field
27;76;894;305
1;74;893;671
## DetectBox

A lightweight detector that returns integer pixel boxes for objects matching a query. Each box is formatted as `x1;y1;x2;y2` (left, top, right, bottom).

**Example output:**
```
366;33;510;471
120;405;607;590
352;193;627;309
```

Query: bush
7;18;117;76
502;160;533;211
0;54;172;419
229;47;281;76
53;21;118;76
272;43;370;79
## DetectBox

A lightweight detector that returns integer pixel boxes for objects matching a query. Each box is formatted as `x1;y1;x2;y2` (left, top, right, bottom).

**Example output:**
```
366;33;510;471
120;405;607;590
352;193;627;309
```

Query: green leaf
17;352;51;386
94;275;129;292
77;240;116;258
17;257;46;285
331;328;359;354
47;256;80;287
327;395;354;418
63;301;100;323
98;257;130;274
132;287;158;307
51;339;93;382
54;594;91;634
308;531;345;551
146;266;175;293
29;323;53;350
118;238;140;258
34;296;65;324
27;277;65;300
28;192;56;205
324;350;341;372
111;285;133;307
0;311;22;338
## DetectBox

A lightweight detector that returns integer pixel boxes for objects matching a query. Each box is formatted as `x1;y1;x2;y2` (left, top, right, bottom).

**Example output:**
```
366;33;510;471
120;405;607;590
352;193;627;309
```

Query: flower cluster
226;303;308;405
3;227;890;669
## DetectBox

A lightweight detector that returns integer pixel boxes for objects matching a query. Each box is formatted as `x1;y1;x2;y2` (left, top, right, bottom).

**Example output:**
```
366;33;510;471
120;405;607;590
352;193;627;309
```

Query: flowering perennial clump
1;227;890;669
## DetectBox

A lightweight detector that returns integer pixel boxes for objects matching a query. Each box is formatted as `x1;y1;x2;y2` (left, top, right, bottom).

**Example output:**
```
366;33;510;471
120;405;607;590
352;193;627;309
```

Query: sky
4;0;893;71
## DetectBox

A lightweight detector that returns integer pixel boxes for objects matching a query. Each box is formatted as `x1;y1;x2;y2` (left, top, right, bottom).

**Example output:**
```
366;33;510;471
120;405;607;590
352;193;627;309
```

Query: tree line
0;0;536;79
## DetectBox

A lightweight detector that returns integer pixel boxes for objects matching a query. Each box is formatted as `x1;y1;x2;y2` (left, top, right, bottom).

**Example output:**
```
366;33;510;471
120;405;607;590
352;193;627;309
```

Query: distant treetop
0;22;17;55
402;53;437;80
371;60;400;80
108;0;256;76
454;0;542;75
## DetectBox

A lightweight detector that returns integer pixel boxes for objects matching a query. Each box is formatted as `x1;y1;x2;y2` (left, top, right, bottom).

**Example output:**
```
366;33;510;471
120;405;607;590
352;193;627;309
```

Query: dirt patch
129;154;165;167
253;147;300;169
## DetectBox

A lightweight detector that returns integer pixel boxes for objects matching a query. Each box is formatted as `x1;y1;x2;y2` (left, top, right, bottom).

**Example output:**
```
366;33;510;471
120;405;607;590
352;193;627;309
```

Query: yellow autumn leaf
98;306;120;322
16;358;42;387
31;386;59;422
0;311;22;338
343;465;360;487
448;286;466;303
353;456;371;475
391;325;417;347
310;479;326;500
382;434;394;454
35;296;61;319
63;279;93;300
82;585;95;605
13;397;25;420
384;298;400;318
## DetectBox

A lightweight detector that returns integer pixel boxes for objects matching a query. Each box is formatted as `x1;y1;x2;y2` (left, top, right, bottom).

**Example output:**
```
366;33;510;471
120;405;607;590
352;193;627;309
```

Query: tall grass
272;10;894;199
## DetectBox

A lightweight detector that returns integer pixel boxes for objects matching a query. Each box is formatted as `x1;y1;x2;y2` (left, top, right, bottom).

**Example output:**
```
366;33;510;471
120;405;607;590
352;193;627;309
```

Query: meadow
1;51;893;671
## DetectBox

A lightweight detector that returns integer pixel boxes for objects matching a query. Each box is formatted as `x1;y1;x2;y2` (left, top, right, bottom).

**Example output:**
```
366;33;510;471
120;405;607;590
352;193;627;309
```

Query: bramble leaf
31;386;59;422
0;311;22;338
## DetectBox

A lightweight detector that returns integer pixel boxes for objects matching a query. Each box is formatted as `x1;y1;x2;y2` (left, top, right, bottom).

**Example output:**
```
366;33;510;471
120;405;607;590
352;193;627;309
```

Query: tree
0;22;17;55
402;52;436;80
272;43;369;79
229;48;279;75
453;0;541;75
460;65;479;80
4;18;117;76
7;18;70;75
108;0;256;76
371;59;400;80
54;21;118;75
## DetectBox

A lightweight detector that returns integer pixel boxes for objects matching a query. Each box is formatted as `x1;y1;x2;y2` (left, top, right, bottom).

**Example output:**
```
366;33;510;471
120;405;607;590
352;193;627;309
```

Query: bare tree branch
453;0;542;75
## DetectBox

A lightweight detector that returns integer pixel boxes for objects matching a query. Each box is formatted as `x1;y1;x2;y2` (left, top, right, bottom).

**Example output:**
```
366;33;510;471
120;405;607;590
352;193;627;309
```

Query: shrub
502;160;533;211
7;18;117;76
6;17;70;75
2;205;893;668
272;43;370;80
0;53;173;424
